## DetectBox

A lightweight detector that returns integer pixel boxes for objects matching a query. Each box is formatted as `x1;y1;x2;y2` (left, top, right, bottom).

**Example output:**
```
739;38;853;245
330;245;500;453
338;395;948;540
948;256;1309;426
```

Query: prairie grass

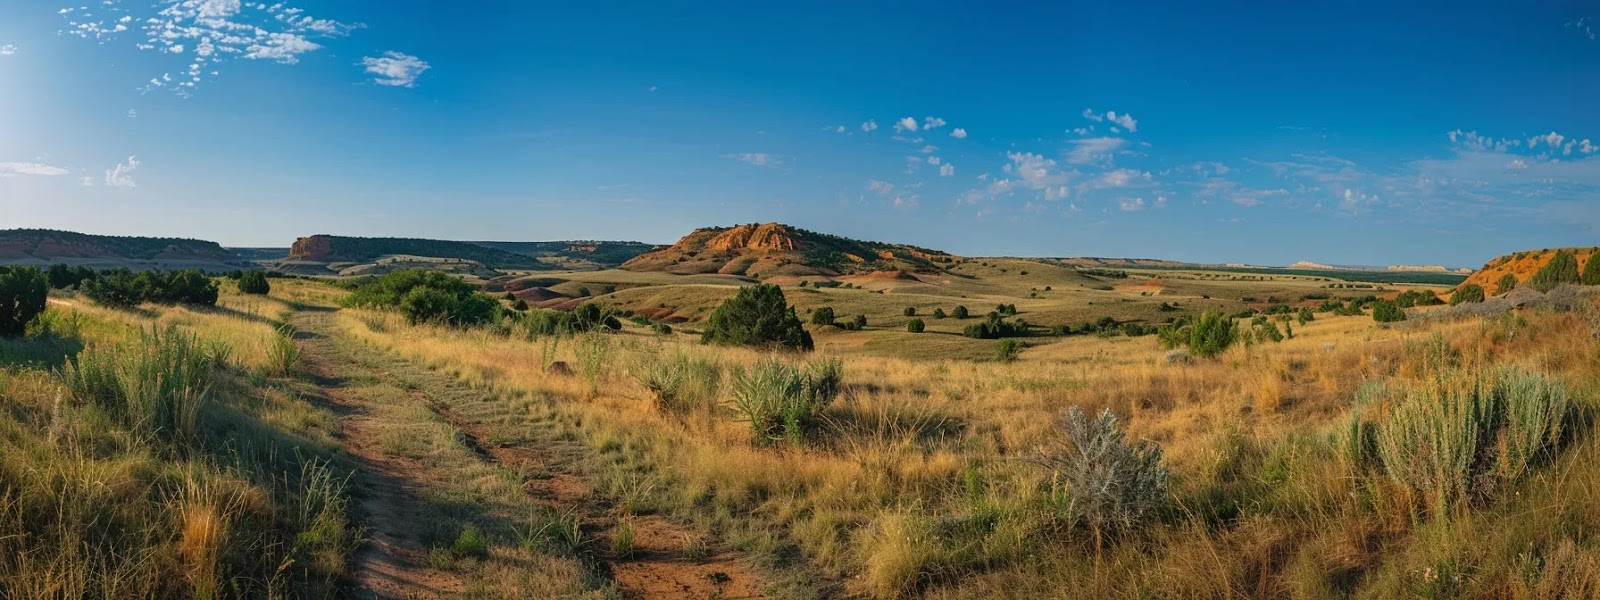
0;285;355;598
323;276;1600;598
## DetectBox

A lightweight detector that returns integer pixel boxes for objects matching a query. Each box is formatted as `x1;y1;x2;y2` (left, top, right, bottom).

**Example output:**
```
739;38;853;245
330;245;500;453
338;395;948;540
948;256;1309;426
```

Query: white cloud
939;163;955;177
833;125;846;133
362;51;430;87
950;128;968;139
1065;136;1127;165
1089;168;1147;190
60;1;362;94
867;179;895;194
1119;198;1146;212
1081;109;1137;133
866;178;917;208
894;116;919;132
920;145;938;154
1005;152;1069;189
860;119;878;132
105;156;141;188
0;45;17;56
927;156;941;165
0;162;69;177
729;152;781;167
81;176;95;187
1529;131;1565;150
923;117;947;130
1107;111;1137;132
1340;188;1378;213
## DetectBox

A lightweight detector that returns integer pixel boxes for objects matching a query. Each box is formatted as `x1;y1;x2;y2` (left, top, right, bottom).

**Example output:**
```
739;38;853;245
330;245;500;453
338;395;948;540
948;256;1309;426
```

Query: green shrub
701;284;813;351
964;313;1029;339
1186;311;1238;358
1583;253;1600;285
0;266;49;337
995;338;1024;362
45;263;97;289
903;306;917;317
237;270;272;295
345;269;498;326
1372;299;1406;323
726;357;843;445
852;314;868;330
1449;283;1485;305
952;305;970;319
452;523;490;560
810;306;836;326
1297;307;1315;325
1529;250;1580;292
1037;407;1168;551
933;308;946;319
518;303;621;337
84;269;219;308
906;318;925;333
1496;273;1520;295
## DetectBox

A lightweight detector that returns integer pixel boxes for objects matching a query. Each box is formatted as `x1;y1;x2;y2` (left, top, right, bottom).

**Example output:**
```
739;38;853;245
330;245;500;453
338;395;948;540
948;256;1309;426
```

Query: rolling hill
619;222;957;277
468;240;660;270
287;235;551;270
0;229;243;271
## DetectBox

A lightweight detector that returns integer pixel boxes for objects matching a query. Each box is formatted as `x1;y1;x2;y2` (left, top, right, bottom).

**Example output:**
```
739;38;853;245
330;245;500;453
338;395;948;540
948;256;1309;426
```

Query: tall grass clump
727;356;843;446
633;352;687;413
266;323;300;376
1373;365;1571;511
574;330;610;398
61;325;223;444
1036;407;1169;554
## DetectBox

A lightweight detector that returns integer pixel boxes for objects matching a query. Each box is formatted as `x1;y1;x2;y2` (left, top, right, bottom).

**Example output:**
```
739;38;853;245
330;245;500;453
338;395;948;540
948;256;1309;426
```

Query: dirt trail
290;309;769;599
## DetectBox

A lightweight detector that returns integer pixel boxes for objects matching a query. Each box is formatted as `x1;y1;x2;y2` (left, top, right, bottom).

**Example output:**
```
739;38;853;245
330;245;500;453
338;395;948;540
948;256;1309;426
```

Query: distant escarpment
287;235;550;270
620;223;956;278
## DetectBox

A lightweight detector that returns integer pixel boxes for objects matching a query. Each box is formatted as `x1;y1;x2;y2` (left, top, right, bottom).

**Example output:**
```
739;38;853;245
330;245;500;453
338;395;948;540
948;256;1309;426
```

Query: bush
701;284;813;351
726;357;842;445
851;314;868;330
1186;311;1238;358
1372;299;1406;323
933;308;946;319
1449;283;1485;306
1297;307;1315;325
964;313;1029;339
1396;289;1441;308
1496;273;1520;295
1036;407;1168;551
1374;366;1570;510
1584;253;1600;286
345;270;498;326
83;269;218;308
995;338;1024;362
237;270;271;295
45;264;97;289
1530;250;1580;292
952;305;969;319
906;318;925;333
0;266;49;337
810;306;836;326
903;306;916;317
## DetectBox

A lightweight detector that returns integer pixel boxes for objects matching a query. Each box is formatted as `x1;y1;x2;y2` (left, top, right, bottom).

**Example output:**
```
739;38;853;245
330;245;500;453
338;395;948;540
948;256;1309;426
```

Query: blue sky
2;1;1598;267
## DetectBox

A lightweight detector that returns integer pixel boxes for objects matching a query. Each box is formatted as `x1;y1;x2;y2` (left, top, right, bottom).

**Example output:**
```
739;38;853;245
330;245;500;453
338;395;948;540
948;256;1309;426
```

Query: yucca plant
726;357;843;446
633;353;687;413
266;324;299;376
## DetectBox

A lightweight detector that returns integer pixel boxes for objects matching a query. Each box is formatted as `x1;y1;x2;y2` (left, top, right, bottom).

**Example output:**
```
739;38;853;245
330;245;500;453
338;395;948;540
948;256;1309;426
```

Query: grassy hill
1463;246;1600;291
620;222;957;277
0;229;232;261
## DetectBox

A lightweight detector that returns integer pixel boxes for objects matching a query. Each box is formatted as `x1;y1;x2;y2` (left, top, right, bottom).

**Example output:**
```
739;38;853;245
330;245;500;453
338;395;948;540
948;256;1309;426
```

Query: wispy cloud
894;116;919;133
362;51;430;87
729;152;782;167
950;128;968;139
0;44;17;56
105;156;140;188
923;116;947;130
1569;17;1596;41
860;119;878;132
1066;136;1128;166
60;1;364;94
0;162;69;177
